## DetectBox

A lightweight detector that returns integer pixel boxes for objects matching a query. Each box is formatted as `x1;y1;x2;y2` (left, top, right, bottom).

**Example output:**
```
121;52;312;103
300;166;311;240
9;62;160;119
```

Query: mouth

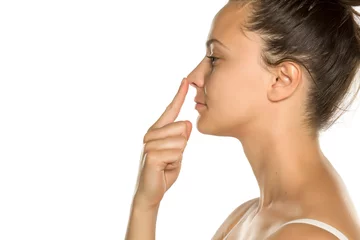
195;102;207;111
194;97;206;105
195;102;206;105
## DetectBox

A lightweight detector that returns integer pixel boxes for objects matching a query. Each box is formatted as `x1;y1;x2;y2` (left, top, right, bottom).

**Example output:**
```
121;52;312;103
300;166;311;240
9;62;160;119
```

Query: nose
186;57;207;89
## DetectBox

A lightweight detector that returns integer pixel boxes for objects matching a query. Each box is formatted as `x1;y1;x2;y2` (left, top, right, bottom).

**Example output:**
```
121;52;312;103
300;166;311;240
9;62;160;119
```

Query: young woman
125;0;360;239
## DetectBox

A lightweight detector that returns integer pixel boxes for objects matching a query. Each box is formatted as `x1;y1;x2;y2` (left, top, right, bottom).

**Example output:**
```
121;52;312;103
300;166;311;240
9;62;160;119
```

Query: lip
195;102;206;105
195;102;207;111
194;98;206;105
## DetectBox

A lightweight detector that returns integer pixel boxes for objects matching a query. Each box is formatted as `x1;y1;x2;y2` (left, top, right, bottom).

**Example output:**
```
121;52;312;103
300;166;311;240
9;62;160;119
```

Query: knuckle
146;124;154;133
143;130;154;143
143;142;150;153
143;133;149;143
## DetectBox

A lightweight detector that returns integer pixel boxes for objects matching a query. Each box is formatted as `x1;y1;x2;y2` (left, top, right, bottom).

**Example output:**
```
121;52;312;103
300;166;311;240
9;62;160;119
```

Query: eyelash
206;56;219;66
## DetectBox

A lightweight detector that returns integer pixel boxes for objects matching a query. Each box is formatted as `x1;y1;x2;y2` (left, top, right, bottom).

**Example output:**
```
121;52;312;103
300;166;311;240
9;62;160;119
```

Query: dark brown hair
231;0;360;136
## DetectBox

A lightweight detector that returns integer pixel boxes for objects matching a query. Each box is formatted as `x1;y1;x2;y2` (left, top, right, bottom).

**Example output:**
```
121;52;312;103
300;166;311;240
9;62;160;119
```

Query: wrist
132;196;160;212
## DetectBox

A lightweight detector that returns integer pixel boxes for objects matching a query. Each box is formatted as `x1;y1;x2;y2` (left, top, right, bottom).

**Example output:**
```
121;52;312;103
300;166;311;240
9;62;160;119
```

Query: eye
206;55;219;66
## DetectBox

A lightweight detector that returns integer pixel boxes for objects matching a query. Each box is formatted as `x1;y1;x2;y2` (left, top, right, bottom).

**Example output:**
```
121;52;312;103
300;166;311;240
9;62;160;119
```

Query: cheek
206;75;240;118
207;66;264;116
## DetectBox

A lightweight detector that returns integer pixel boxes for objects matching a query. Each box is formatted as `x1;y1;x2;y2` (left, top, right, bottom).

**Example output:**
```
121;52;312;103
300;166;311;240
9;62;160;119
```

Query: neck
235;120;330;212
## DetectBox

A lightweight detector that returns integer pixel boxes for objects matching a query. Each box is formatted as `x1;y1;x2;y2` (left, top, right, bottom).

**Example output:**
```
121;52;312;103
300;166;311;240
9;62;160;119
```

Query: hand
133;78;192;210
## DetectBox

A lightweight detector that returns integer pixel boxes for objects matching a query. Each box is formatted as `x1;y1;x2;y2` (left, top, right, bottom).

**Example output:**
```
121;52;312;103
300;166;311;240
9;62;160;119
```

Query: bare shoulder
222;197;258;220
266;223;341;240
211;197;258;239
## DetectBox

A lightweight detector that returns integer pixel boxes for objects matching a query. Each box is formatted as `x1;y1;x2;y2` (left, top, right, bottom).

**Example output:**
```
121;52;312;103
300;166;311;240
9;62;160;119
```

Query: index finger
150;78;189;129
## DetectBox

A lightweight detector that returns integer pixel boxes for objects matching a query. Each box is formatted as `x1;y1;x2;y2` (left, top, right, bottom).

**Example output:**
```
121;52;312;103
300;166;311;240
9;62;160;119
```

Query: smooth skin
125;1;360;239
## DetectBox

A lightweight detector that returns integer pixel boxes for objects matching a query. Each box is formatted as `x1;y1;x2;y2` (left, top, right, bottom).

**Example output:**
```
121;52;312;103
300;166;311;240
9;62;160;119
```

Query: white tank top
279;218;348;240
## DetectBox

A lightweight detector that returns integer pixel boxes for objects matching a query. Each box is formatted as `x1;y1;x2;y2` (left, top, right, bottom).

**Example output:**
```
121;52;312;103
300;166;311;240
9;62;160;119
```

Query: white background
0;1;359;239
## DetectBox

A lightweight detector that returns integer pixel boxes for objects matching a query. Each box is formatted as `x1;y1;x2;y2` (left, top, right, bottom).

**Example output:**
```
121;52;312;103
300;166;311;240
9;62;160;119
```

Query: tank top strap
279;218;348;240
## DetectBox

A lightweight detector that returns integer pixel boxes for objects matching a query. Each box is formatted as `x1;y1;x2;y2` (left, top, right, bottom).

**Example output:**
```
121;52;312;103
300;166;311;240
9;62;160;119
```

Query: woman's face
188;2;273;137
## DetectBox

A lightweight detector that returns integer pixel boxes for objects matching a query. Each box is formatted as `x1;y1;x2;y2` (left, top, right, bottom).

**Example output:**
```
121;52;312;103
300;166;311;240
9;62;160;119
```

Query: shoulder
266;223;341;240
226;197;259;222
231;197;259;214
212;198;258;239
219;197;258;222
223;197;258;222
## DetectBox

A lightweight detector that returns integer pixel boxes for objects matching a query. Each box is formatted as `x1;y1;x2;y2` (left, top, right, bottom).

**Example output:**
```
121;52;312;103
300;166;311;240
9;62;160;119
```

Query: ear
267;61;302;102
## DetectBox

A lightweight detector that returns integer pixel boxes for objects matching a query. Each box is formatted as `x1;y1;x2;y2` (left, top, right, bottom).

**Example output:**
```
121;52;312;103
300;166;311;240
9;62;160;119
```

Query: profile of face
187;2;305;138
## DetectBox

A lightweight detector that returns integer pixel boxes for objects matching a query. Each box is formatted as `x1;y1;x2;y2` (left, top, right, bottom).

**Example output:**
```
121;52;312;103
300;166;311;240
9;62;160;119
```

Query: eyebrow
206;38;230;50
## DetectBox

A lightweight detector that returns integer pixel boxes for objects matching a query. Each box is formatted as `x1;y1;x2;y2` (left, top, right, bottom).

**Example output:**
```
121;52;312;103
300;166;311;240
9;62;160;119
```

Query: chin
195;109;245;138
195;114;228;137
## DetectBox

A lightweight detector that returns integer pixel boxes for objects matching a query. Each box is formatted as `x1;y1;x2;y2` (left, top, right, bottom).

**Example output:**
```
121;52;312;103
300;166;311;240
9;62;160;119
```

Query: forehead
207;2;254;50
